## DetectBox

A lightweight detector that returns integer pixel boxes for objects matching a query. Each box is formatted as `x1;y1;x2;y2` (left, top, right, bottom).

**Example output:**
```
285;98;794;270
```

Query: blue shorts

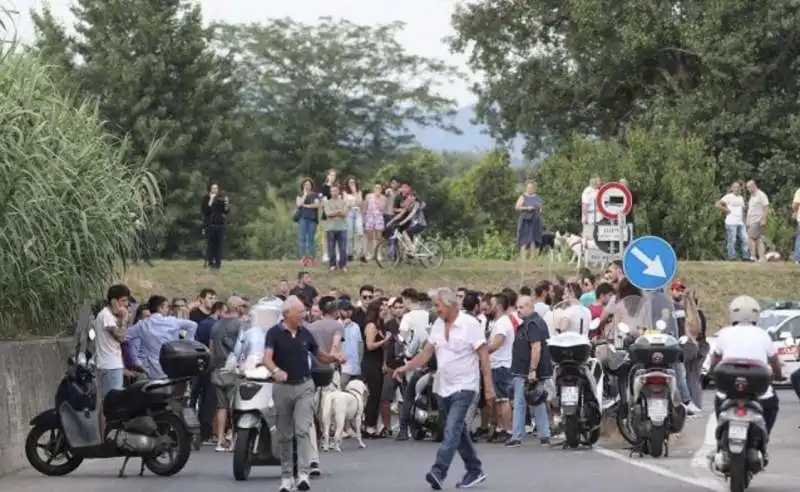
97;368;124;398
491;367;513;402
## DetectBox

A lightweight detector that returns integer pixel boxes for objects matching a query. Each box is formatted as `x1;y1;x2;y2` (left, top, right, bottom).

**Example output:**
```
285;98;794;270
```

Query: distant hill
409;106;526;166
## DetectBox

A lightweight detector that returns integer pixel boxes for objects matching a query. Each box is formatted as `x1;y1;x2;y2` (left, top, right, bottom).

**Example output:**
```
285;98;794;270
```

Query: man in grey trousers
263;296;345;492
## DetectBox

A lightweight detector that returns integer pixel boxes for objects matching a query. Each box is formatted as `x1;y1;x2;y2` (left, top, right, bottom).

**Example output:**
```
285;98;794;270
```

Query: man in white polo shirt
395;288;494;490
792;185;800;264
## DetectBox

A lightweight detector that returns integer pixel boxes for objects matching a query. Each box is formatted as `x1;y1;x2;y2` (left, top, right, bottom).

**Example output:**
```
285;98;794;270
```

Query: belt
283;377;311;386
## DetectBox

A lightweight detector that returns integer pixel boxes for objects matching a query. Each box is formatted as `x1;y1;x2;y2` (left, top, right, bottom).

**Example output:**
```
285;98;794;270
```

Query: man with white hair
394;288;494;490
263;295;345;492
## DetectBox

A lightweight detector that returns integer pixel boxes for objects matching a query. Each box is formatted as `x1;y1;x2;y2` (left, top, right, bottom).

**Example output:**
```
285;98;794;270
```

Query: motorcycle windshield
550;298;590;336
611;291;677;340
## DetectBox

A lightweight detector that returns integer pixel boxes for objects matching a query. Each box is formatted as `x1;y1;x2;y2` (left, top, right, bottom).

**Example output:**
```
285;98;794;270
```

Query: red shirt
588;303;606;339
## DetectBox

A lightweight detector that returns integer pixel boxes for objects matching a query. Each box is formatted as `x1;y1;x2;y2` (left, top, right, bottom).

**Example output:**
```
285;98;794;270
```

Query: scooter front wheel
233;428;255;481
25;425;83;476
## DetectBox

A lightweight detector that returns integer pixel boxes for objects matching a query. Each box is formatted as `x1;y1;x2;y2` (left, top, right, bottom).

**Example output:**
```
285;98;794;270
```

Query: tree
211;17;462;196
449;1;800;185
449;150;518;235
0;53;158;338
31;0;243;257
534;126;720;258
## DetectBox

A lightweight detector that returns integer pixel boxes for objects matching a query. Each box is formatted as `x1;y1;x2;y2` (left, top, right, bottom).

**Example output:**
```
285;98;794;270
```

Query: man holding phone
201;182;230;269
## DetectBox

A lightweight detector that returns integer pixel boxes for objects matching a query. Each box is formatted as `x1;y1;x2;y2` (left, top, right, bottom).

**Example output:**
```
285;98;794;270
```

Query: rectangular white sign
596;224;629;242
585;248;621;265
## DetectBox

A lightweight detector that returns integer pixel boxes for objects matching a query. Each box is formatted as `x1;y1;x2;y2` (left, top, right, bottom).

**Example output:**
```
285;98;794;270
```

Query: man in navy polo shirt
263;295;344;492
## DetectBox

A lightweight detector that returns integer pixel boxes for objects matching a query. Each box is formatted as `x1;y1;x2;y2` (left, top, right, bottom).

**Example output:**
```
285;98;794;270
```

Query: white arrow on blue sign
622;235;677;291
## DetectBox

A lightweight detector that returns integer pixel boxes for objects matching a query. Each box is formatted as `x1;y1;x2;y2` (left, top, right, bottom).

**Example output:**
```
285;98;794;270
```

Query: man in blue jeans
506;295;552;446
395;288;494;490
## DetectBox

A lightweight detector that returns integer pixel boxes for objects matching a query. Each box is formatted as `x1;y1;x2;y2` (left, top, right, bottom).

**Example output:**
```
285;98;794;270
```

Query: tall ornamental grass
0;52;160;339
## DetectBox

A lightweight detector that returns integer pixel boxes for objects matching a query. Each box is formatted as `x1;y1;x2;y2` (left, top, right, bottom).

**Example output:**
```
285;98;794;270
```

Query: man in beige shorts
745;180;769;262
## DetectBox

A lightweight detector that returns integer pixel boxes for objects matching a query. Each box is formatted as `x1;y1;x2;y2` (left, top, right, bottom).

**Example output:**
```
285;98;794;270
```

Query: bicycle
374;228;444;269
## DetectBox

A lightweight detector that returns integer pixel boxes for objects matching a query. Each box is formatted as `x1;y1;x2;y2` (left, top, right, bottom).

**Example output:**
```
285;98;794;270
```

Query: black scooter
25;335;210;478
408;362;444;442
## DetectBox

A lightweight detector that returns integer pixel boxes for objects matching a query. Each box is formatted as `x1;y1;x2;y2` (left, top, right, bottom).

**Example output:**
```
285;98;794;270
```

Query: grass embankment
122;260;798;331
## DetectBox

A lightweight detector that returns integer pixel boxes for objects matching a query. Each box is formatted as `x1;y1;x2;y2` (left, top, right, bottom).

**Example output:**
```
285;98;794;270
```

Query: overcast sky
6;0;476;104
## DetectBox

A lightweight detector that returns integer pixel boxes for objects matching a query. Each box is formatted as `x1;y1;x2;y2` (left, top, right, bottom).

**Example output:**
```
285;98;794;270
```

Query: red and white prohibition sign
596;181;633;220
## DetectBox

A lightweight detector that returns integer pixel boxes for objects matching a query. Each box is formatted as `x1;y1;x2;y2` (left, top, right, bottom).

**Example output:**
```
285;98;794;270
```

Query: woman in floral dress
363;183;386;260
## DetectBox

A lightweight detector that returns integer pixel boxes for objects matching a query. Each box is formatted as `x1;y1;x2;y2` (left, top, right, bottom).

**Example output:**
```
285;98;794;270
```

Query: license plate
647;398;668;420
561;386;580;405
728;423;748;441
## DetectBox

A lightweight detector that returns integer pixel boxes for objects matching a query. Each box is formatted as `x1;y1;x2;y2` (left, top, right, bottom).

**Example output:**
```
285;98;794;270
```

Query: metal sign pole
618;213;627;257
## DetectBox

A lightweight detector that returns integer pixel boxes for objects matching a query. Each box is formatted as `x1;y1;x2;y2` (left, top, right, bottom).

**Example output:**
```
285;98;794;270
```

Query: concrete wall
0;339;72;476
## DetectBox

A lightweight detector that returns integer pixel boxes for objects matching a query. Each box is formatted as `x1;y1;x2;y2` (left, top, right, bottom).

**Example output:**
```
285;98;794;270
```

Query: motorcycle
25;322;209;478
231;365;334;481
711;360;773;492
547;299;608;448
611;293;686;457
408;359;444;442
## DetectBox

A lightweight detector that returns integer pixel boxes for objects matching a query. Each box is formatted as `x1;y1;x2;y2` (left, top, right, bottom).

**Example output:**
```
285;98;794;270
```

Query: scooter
711;360;773;492
626;319;686;458
548;331;606;448
408;362;444;442
25;330;209;478
231;366;334;481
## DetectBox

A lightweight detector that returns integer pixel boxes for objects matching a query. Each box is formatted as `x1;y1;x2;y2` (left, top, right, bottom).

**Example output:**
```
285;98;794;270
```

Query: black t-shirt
352;307;367;338
265;324;318;382
189;308;210;324
511;314;552;379
290;284;318;306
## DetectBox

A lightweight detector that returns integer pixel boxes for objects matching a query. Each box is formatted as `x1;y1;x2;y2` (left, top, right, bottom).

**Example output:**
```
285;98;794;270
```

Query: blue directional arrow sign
622;236;677;291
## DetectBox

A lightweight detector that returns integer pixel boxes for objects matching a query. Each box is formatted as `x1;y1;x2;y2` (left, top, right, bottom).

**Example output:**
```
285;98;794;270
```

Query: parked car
701;308;800;388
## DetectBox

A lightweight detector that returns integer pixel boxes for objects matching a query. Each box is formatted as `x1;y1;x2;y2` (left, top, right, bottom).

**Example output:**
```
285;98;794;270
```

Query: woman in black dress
361;299;393;437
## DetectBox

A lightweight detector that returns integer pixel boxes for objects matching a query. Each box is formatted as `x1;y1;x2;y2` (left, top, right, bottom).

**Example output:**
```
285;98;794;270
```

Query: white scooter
232;366;280;481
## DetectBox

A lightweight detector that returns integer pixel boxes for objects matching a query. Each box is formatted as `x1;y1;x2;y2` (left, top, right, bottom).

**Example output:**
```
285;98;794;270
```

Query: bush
0;53;159;339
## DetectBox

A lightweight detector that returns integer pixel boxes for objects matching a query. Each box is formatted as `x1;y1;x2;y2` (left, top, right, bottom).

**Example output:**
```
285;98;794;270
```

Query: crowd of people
293;170;427;270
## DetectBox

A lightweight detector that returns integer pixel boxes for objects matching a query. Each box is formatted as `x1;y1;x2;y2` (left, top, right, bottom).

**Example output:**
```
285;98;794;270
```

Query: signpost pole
618;213;627;257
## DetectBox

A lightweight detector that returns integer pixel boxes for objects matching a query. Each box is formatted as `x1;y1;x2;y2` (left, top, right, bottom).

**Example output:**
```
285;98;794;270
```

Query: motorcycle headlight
414;408;429;422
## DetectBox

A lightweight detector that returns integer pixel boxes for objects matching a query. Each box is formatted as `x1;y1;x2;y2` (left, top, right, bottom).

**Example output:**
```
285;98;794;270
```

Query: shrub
0;53;159;339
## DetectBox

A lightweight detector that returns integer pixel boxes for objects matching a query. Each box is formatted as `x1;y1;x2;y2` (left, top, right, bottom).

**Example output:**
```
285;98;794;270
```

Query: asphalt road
3;389;798;492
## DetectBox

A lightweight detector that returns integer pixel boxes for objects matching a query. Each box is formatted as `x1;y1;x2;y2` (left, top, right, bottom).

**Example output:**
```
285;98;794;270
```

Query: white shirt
746;190;769;225
400;308;430;358
534;302;551;318
564;305;592;336
793;188;800;222
712;324;776;399
720;193;745;226
581;186;598;224
429;312;485;397
489;314;514;369
94;307;124;370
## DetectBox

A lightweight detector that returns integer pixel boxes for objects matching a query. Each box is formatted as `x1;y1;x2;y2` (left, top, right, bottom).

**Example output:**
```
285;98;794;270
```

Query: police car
701;301;800;387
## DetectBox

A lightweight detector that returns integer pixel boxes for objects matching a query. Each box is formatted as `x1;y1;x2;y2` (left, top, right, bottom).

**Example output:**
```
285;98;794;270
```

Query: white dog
319;378;368;452
554;231;597;264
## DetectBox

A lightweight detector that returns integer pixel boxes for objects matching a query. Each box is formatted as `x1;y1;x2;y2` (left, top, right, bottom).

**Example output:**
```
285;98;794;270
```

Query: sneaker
540;437;551;445
494;430;510;442
456;471;487;488
504;438;522;447
396;430;409;441
278;477;294;492
425;471;443;490
686;402;702;414
309;461;321;478
297;472;311;491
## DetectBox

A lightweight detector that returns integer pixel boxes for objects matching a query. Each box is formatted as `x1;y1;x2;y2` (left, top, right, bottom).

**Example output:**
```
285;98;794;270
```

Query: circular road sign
596;181;633;220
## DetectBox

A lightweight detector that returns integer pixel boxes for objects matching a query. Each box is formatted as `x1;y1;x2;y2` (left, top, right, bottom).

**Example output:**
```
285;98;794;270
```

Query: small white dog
319;378;368;452
554;231;597;264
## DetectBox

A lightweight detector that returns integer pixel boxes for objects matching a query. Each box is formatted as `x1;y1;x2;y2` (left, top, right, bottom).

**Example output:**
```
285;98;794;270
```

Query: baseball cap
670;279;686;291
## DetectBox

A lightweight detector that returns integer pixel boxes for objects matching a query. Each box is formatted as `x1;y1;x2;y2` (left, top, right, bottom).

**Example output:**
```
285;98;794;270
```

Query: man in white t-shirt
581;175;601;239
715;181;750;261
487;293;515;441
399;288;431;359
792;186;800;264
95;284;132;398
394;288;492;490
709;296;782;438
745;180;770;262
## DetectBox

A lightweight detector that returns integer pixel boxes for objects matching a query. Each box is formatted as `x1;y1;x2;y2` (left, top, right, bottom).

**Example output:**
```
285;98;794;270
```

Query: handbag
292;207;302;222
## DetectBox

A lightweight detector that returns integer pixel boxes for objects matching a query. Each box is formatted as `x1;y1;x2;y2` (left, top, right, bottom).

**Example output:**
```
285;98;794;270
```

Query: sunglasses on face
362;294;374;300
172;304;186;309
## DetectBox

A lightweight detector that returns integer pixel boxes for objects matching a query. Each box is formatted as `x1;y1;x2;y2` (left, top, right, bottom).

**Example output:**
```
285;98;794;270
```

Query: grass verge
121;259;797;331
